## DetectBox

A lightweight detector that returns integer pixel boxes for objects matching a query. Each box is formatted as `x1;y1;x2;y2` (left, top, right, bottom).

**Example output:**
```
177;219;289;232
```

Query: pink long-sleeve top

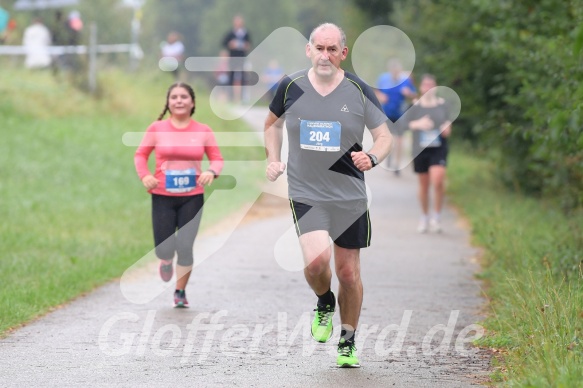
134;119;224;196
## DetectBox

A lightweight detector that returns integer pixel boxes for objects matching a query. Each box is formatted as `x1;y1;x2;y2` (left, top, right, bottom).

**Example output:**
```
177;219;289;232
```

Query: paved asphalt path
0;106;490;387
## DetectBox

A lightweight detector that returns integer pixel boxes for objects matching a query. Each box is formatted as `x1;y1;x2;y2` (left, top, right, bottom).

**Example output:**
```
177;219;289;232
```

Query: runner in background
402;74;452;233
376;58;417;176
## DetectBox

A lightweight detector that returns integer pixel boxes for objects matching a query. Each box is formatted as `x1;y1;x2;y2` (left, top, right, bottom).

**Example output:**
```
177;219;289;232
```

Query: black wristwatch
207;169;218;178
367;153;379;167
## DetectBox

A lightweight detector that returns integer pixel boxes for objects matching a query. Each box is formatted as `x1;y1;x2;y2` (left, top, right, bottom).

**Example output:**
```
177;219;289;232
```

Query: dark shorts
229;57;245;84
289;199;371;249
413;147;448;173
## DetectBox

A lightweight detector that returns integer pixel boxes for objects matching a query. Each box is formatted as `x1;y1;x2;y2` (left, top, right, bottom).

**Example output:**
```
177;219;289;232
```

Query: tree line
390;0;583;211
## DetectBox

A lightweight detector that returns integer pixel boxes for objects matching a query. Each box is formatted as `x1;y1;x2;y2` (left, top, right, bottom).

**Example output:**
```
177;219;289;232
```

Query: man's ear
341;46;349;60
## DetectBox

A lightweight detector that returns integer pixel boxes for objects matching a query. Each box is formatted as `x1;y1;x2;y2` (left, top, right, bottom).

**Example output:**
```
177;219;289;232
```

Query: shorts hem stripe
289;198;301;235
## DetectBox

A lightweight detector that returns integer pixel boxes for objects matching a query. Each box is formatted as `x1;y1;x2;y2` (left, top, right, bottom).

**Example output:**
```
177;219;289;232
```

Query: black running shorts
289;199;371;249
413;147;448;173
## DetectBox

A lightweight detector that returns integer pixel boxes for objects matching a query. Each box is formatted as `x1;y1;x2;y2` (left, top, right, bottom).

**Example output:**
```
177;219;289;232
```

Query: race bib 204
300;120;341;152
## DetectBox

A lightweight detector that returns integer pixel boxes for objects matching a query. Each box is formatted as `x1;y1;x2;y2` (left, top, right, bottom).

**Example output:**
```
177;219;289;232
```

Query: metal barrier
0;43;142;55
0;22;143;93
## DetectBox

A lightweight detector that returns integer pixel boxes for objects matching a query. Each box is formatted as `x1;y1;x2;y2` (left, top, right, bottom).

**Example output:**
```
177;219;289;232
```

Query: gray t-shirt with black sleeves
269;69;387;203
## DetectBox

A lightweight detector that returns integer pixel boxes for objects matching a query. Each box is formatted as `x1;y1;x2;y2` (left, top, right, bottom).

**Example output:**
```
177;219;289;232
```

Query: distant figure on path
222;15;251;103
213;49;231;103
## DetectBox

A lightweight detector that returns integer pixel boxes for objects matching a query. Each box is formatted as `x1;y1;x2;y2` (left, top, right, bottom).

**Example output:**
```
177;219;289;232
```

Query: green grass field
0;67;265;335
447;151;583;386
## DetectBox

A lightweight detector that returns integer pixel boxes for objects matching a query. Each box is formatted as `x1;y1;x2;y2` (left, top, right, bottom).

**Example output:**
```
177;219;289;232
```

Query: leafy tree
388;0;583;210
352;0;394;23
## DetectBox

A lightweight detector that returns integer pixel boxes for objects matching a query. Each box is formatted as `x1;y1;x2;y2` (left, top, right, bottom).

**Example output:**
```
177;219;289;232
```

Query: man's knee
336;263;360;287
305;251;331;277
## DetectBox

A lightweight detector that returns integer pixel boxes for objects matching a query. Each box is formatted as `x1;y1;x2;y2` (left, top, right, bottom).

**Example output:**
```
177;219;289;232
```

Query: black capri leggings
152;193;204;266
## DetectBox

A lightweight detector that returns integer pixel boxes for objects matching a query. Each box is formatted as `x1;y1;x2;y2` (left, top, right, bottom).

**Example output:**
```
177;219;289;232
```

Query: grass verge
0;67;265;335
447;150;583;386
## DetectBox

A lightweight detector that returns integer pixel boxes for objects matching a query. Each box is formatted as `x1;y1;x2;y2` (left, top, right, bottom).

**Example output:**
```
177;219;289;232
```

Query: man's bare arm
368;122;393;162
351;122;393;171
264;111;286;181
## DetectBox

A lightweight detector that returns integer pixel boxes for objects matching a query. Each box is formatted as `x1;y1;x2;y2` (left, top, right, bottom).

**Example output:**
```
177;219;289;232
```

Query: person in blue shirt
376;59;417;175
261;59;285;101
0;6;10;43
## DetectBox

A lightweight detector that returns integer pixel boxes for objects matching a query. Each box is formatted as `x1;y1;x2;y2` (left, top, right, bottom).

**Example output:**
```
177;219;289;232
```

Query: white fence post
88;22;97;94
0;41;142;94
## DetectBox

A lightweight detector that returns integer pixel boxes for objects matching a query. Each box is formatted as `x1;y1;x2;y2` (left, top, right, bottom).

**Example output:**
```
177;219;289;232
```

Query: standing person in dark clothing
222;15;251;104
51;10;82;73
51;11;68;72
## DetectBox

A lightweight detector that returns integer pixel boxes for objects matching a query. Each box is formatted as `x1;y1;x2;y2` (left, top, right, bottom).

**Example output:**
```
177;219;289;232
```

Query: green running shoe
311;303;335;343
337;338;360;368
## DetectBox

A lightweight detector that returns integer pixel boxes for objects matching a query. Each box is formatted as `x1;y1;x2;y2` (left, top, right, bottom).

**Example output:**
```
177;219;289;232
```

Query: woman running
135;83;224;307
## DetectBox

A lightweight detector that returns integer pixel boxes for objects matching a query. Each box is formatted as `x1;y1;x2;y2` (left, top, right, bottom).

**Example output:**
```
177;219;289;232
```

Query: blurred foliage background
391;0;583;212
1;0;581;210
